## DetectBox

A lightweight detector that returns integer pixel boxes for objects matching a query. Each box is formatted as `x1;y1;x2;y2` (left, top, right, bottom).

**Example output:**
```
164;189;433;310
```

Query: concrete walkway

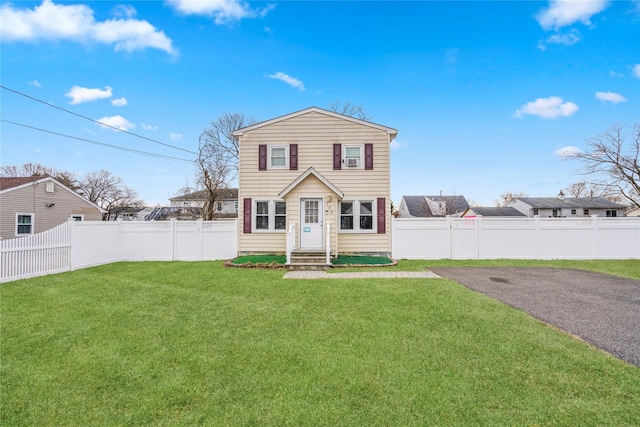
284;270;441;279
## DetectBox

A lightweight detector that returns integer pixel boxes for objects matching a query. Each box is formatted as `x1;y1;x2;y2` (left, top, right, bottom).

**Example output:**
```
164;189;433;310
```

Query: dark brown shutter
377;197;386;234
243;198;252;233
290;144;298;170
258;145;267;171
365;143;373;170
333;144;342;170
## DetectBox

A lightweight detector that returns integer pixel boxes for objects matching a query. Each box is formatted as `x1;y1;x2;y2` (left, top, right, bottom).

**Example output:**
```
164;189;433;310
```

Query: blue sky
1;0;639;207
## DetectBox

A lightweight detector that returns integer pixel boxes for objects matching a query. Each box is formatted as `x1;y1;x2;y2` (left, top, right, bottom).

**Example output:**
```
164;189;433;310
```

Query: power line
1;119;195;164
0;85;199;156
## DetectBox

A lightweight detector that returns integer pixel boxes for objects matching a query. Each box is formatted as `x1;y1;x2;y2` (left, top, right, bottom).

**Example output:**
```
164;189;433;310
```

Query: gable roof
231;107;398;140
465;207;526;217
169;188;238;201
0;176;42;191
402;195;470;217
0;176;106;213
514;197;625;209
278;167;344;199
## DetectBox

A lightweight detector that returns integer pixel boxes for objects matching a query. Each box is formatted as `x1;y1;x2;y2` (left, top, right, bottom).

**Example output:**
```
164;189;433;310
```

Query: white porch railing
326;222;331;264
286;222;296;265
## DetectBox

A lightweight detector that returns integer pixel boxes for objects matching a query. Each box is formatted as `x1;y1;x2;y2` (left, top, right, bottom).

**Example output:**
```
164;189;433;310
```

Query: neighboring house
397;195;470;218
107;207;145;221
169;188;238;218
232;107;397;257
508;193;626;218
462;207;526;217
625;206;640;217
0;176;104;239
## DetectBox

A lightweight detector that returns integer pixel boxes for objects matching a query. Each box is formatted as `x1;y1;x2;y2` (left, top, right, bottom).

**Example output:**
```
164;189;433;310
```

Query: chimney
558;190;565;200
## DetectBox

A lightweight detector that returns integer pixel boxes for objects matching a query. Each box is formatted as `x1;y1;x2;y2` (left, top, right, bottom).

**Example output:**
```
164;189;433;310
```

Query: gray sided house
398;195;470;218
508;195;626;218
0;176;104;239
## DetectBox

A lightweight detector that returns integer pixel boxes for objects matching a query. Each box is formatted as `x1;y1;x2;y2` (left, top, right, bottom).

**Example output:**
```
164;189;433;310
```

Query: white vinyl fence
392;216;640;260
1;219;238;283
3;216;640;283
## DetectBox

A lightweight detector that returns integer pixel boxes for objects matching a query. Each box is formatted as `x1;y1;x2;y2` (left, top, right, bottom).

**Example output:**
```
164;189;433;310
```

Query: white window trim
342;144;364;169
268;145;289;169
253;199;287;233
16;212;34;236
339;199;376;233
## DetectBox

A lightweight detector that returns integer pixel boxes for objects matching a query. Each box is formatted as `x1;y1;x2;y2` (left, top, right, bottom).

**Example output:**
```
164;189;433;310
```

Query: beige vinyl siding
0;180;102;239
238;111;391;254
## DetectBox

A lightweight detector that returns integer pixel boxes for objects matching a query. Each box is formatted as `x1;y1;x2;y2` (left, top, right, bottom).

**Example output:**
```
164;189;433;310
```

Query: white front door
300;198;323;249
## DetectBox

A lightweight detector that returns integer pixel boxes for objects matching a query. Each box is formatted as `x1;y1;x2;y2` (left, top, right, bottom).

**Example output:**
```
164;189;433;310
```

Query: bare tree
78;170;143;220
1;162;78;189
196;113;256;220
199;113;256;164
568;123;640;208
564;181;623;202
328;102;372;121
494;191;528;207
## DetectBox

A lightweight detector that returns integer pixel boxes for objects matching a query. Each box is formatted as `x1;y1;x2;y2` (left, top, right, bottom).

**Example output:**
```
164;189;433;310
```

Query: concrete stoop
287;250;330;271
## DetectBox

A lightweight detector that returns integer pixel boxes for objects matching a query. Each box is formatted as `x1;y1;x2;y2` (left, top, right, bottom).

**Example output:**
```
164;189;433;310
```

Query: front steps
288;250;330;270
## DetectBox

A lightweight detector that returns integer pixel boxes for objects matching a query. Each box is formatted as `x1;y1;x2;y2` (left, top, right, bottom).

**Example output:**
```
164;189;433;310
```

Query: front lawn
2;261;638;425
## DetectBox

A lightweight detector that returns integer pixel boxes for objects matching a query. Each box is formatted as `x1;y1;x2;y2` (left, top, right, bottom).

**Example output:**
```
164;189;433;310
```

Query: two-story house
169;188;238;218
232;107;397;259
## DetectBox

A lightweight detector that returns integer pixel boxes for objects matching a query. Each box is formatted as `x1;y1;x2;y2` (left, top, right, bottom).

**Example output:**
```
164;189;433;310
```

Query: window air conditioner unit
346;158;358;167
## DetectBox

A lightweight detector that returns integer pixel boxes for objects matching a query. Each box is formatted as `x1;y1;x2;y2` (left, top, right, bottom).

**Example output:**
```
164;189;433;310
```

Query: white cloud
97;115;135;131
65;85;112;104
111;97;127;107
29;80;42;87
633;64;640;78
539;29;580;49
513;96;579;119
390;139;406;150
170;132;183;140
167;0;274;24
268;72;305;91
0;0;175;55
142;123;158;130
554;146;582;157
595;91;627;103
536;0;609;30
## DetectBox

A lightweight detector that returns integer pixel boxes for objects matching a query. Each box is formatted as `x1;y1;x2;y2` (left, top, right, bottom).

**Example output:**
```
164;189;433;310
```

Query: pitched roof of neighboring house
515;197;625;209
231;106;398;140
0;176;43;191
169;188;238;201
0;176;105;212
464;207;526;217
402;195;470;217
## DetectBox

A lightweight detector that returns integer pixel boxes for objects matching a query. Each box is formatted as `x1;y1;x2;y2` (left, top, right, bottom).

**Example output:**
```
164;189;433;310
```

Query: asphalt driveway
429;267;640;367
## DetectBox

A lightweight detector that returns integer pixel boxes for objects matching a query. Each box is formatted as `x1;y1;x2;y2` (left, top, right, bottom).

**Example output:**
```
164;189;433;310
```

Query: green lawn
2;261;639;426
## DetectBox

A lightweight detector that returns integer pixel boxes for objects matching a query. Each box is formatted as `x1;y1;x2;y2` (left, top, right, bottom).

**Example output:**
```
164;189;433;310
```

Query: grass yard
2;261;639;426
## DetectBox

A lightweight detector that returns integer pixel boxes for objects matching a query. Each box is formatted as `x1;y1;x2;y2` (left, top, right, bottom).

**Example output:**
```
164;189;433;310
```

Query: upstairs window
16;213;34;236
343;145;363;168
269;146;288;168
